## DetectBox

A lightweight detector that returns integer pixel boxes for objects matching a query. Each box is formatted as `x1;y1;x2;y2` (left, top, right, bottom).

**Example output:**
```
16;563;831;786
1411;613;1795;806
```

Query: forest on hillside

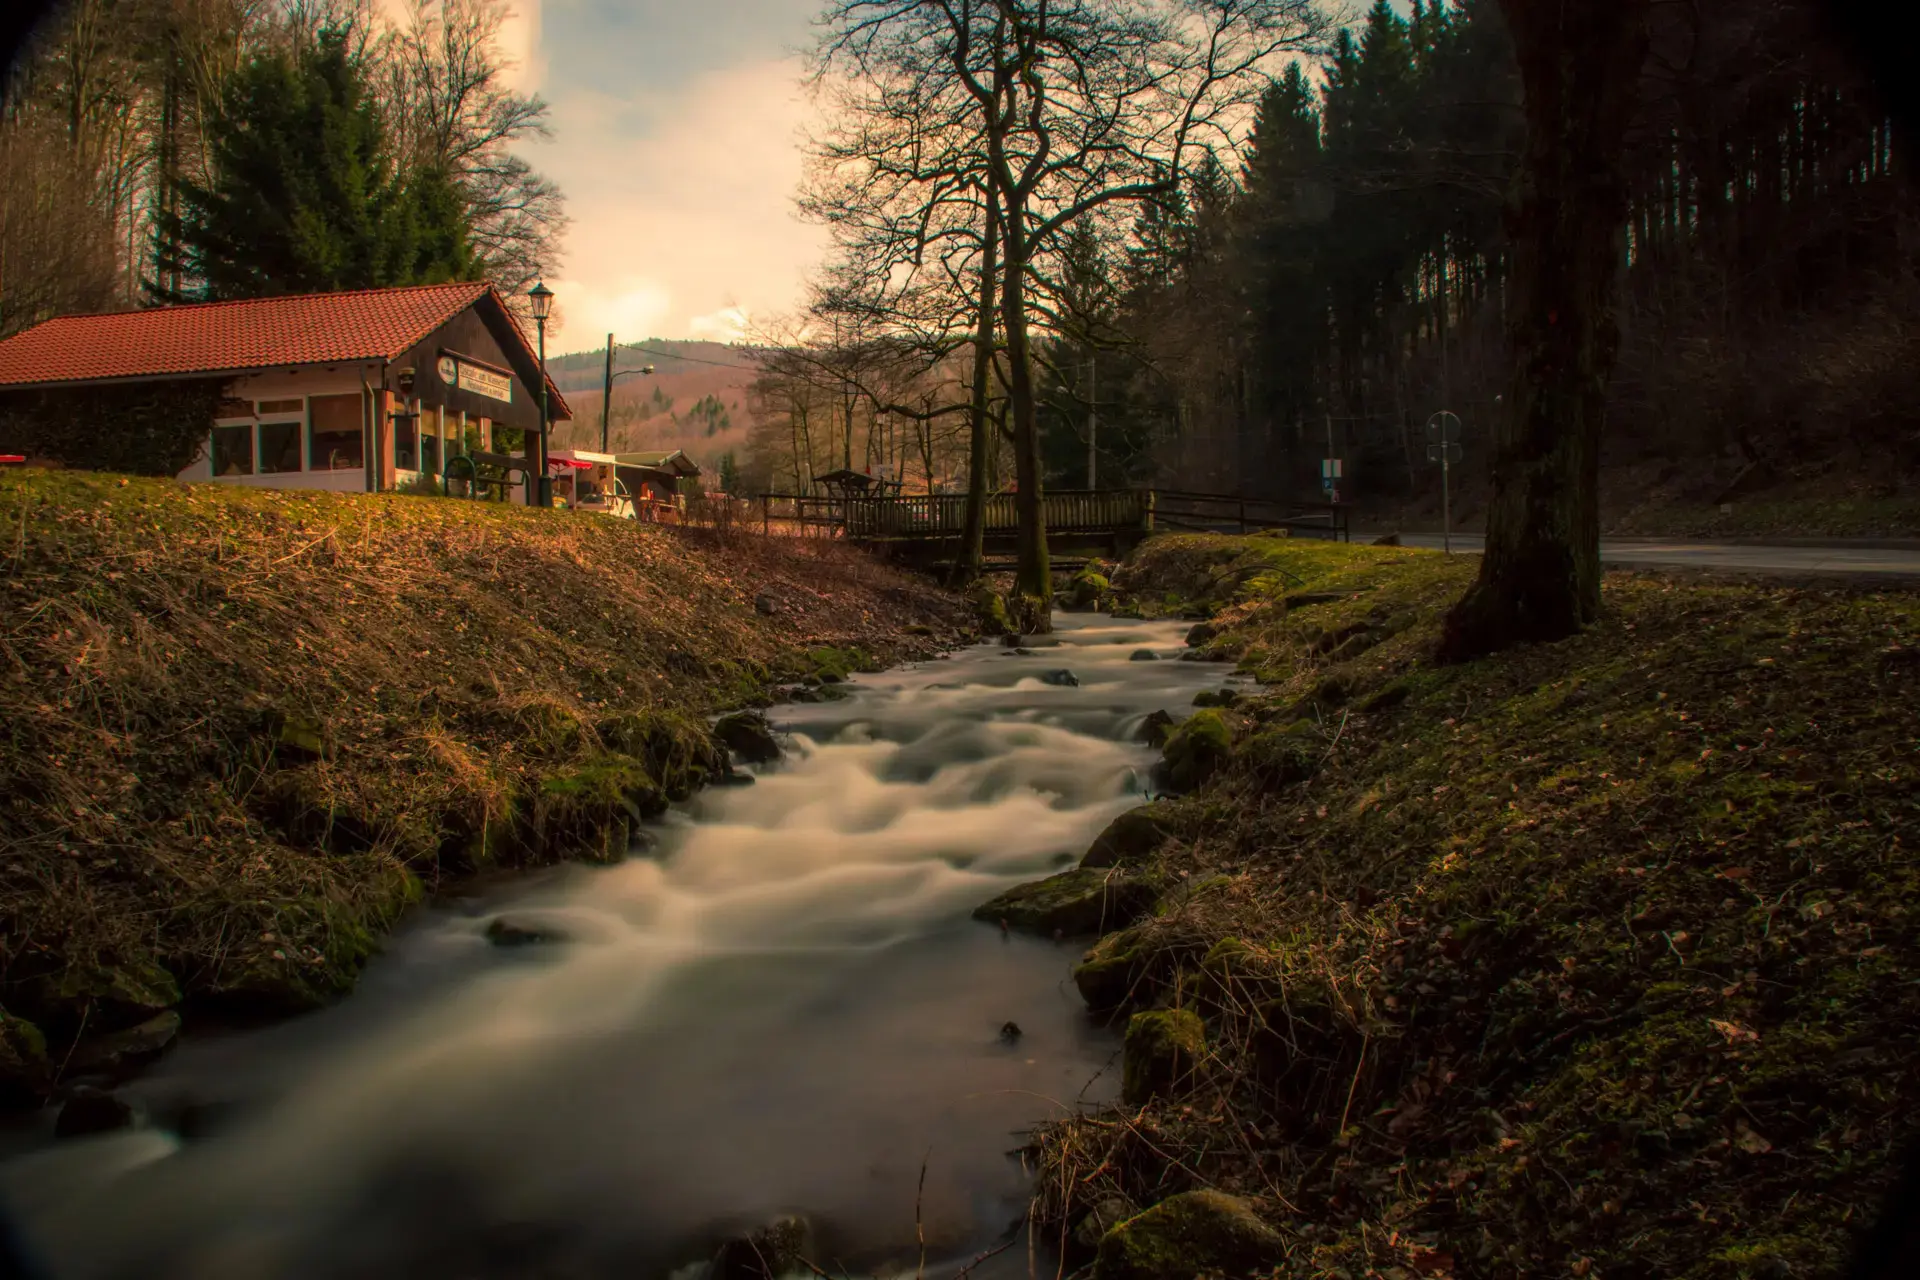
758;0;1912;532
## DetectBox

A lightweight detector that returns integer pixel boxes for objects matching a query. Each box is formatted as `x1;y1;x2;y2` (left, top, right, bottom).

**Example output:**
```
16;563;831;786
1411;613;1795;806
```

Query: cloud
533;56;828;350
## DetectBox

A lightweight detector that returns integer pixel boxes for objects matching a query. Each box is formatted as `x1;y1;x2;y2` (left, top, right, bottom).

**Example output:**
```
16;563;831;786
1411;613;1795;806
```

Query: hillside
543;340;762;469
0;469;967;1098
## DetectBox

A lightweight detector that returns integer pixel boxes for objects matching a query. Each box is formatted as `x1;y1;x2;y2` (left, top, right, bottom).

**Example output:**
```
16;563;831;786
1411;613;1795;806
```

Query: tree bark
1439;0;1651;662
955;167;1001;587
1002;198;1051;625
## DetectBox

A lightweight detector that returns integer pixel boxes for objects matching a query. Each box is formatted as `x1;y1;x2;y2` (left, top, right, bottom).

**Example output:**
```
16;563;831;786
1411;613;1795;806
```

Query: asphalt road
1379;532;1920;580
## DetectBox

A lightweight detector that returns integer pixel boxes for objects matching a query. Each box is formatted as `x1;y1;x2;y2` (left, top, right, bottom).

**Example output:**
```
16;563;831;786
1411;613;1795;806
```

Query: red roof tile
0;282;571;418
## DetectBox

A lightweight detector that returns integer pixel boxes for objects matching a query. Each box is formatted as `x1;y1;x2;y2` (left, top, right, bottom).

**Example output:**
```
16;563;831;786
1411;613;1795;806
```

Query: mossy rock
597;712;729;798
1153;709;1234;794
1081;805;1173;869
973;867;1158;937
1009;593;1053;635
1070;926;1210;1016
0;1008;49;1105
532;753;664;859
1121;1008;1206;1105
1132;709;1176;749
713;710;781;765
1068;570;1111;610
1091;1191;1285;1280
967;582;1014;636
36;957;181;1015
1191;688;1240;709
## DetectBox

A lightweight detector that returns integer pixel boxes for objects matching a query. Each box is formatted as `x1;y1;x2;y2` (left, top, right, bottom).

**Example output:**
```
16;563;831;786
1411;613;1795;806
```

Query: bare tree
811;0;1328;625
380;0;567;309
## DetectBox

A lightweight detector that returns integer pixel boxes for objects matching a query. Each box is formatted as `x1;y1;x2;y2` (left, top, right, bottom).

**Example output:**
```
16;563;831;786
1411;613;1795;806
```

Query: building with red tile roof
0;283;572;500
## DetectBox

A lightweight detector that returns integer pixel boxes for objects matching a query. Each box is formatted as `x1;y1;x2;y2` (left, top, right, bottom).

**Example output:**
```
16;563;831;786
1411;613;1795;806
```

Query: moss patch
1092;1190;1285;1280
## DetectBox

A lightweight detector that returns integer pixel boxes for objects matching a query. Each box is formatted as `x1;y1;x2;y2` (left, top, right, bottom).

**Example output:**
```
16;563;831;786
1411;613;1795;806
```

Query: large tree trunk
955;170;1000;587
1439;0;1650;661
1001;204;1051;630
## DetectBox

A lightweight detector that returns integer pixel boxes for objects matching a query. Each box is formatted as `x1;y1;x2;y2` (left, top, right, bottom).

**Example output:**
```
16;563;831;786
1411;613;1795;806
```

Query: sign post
1320;456;1343;504
1425;411;1463;554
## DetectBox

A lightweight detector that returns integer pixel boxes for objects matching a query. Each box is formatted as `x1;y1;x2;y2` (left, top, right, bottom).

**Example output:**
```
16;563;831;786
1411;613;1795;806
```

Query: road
1379;532;1920;580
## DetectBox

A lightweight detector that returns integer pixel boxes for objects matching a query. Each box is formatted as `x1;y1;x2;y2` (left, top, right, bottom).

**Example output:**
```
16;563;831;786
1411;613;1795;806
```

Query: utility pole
1086;354;1098;490
601;333;615;454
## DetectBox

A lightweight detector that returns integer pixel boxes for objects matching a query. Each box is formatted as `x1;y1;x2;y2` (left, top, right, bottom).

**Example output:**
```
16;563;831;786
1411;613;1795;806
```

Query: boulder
1073;1195;1141;1255
1038;669;1080;688
713;1214;813;1280
969;583;1014;636
1067;570;1111;609
753;592;782;616
1191;688;1240;709
1152;710;1234;793
1131;710;1176;749
1072;928;1151;1014
1184;622;1216;648
714;712;781;764
70;1010;181;1075
1081;806;1171;870
1091;1191;1285;1280
1128;649;1158;662
972;867;1157;937
484;916;567;947
1122;1008;1206;1105
56;1086;137;1139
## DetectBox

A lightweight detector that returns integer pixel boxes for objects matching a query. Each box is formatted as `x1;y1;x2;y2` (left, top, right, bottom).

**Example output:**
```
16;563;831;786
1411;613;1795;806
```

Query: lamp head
396;366;416;397
528;280;555;322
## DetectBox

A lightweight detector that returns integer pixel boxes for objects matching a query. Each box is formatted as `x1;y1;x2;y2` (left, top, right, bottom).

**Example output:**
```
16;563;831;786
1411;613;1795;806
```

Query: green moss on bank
0;468;965;1084
1035;531;1920;1280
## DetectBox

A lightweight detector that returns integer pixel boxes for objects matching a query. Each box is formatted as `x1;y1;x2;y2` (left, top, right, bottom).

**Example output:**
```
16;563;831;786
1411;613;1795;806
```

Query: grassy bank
0;469;966;1093
1039;533;1918;1278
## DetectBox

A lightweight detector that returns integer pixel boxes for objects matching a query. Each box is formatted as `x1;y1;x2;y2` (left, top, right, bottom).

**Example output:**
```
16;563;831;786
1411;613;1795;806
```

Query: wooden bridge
752;488;1350;568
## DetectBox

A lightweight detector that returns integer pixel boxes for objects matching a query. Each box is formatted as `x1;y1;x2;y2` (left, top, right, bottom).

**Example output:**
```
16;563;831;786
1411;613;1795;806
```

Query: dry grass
1035;533;1920;1279
0;469;966;1080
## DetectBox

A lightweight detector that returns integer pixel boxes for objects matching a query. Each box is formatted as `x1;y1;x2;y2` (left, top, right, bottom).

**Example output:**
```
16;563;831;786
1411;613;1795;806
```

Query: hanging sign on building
438;353;512;404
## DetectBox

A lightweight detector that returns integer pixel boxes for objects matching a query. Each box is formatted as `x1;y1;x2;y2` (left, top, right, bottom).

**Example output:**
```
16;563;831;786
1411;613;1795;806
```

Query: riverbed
0;613;1241;1280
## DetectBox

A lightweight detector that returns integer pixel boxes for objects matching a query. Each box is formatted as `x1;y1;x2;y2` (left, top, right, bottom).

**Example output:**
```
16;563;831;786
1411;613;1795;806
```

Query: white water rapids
0;613;1244;1279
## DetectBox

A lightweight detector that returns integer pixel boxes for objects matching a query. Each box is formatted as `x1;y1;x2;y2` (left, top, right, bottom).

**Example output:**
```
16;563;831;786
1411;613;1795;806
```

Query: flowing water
0;613;1245;1280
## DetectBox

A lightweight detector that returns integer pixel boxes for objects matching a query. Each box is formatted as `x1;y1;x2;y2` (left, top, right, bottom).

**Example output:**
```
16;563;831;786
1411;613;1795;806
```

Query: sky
493;0;830;353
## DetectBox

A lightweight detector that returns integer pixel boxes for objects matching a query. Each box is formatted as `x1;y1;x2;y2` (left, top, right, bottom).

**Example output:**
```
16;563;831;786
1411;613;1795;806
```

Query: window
211;424;254;476
257;398;303;415
259;420;303;473
308;394;364;472
217;398;253;419
421;429;441;477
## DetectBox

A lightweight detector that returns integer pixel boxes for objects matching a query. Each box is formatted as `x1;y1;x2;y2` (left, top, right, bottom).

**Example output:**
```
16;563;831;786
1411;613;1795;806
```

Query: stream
0;613;1242;1280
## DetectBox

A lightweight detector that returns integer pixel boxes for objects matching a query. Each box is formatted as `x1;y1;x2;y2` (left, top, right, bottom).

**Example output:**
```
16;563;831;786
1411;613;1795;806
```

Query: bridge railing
841;488;1149;539
748;487;1344;543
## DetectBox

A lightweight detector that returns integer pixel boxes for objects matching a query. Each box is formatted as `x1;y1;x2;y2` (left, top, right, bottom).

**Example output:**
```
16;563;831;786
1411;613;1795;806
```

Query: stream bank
1027;533;1920;1280
0;469;970;1102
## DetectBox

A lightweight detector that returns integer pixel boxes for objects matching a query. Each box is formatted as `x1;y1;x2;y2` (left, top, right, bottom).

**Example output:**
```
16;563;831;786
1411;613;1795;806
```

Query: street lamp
528;280;554;506
598;332;653;454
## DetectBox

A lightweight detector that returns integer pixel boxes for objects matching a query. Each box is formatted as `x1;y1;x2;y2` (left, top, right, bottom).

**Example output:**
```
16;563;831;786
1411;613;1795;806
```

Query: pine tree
152;26;477;301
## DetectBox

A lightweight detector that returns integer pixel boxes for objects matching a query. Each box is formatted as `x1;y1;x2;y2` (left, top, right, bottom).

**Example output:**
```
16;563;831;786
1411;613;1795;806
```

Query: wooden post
377;389;398;492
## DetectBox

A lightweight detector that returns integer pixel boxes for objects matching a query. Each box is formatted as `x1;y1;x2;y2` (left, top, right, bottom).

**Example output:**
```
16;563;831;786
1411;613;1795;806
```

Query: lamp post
599;332;654;454
528;279;554;507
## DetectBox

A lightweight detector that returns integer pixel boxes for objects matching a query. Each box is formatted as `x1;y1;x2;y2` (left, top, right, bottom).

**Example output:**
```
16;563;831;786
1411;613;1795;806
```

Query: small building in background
614;449;702;521
0;282;571;501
